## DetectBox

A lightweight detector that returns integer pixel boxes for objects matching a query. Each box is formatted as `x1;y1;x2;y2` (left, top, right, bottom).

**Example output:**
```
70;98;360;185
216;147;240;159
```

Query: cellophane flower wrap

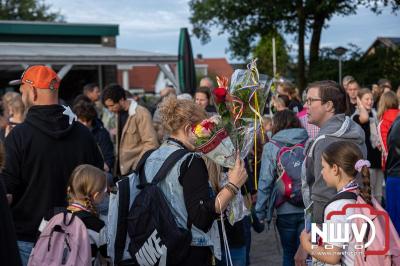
192;116;236;168
213;59;269;159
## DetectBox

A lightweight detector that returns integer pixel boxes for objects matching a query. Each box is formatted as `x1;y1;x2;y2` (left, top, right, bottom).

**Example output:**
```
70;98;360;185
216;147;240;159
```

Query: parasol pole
272;37;277;77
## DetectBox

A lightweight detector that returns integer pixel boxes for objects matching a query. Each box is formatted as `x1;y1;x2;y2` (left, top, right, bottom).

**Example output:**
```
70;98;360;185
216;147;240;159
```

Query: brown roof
117;57;233;92
195;58;234;78
364;36;400;57
117;66;160;92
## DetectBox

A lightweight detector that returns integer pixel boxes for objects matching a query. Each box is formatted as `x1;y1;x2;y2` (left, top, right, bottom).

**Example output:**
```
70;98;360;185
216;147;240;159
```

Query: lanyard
337;180;359;194
69;202;90;213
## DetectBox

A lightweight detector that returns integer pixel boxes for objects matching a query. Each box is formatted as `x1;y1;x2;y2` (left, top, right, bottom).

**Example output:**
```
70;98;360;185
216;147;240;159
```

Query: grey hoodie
302;114;366;224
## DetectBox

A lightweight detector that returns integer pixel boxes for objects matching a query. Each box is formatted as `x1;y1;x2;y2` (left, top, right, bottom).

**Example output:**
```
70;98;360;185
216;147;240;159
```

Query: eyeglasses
306;98;323;105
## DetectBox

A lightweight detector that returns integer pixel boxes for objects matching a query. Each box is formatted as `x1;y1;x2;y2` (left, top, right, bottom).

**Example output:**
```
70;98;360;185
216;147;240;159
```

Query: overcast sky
48;0;400;61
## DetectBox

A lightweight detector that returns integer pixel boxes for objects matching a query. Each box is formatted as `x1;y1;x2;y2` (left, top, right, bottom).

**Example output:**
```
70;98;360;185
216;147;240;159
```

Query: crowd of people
0;65;399;266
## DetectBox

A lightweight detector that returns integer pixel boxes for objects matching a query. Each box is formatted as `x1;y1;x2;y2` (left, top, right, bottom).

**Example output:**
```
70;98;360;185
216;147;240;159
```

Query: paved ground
249;224;283;266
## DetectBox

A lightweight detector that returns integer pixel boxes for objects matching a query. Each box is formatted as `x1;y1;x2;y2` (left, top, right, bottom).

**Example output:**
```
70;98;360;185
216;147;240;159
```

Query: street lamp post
333;46;348;84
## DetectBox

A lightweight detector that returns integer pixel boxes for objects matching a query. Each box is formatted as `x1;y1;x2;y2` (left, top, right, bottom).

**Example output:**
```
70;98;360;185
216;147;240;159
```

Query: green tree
189;0;399;91
307;1;357;77
310;44;400;88
190;0;307;88
252;31;290;77
308;0;399;77
0;0;63;21
357;47;400;87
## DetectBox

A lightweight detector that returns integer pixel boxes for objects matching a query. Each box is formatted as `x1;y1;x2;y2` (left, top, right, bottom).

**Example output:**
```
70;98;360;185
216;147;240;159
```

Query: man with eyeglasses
295;80;366;266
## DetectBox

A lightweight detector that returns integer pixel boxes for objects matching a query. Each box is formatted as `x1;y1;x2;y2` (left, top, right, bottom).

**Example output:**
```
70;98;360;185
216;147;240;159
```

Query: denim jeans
276;213;304;266
386;177;400;234
217;246;247;266
17;241;34;266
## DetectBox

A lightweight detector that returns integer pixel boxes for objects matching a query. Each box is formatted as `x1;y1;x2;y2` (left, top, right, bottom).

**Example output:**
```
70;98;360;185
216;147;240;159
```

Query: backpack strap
140;148;192;230
277;143;305;156
114;149;155;263
112;149;156;185
268;140;280;148
270;140;305;165
136;149;157;188
269;140;283;158
136;149;157;173
322;191;357;222
308;116;351;158
277;143;305;165
139;148;190;186
160;149;192;230
62;211;75;226
114;177;130;264
152;149;190;184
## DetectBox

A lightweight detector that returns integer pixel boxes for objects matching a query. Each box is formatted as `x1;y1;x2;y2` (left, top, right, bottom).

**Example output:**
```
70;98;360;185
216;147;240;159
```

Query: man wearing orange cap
9;65;61;109
2;65;104;265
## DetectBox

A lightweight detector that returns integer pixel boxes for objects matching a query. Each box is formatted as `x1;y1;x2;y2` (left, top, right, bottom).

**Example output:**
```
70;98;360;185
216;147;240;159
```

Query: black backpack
126;149;192;265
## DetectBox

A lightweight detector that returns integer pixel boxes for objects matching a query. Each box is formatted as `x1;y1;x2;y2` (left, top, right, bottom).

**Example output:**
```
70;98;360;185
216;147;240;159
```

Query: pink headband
355;159;371;173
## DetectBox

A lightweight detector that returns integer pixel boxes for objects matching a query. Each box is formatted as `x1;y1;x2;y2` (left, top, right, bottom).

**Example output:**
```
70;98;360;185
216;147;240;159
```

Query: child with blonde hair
39;165;109;264
5;97;25;137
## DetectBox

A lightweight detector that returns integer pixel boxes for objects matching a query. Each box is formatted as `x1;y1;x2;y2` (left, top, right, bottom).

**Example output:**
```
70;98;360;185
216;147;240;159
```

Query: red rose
201;120;215;131
213;87;227;104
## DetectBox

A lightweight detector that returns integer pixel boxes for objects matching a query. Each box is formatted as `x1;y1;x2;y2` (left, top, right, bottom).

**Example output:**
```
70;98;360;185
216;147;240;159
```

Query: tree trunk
296;1;306;92
309;14;325;80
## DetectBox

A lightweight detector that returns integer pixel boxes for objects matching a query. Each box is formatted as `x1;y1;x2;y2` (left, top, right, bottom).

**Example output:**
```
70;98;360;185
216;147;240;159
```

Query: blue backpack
264;141;306;224
270;141;305;208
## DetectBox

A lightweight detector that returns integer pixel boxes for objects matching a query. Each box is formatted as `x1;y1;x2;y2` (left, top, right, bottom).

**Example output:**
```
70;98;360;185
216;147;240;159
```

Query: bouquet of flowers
192;116;236;168
213;59;269;159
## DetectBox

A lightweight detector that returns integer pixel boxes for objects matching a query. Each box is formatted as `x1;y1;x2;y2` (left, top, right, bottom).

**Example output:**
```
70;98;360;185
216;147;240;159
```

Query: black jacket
0;181;21;266
386;116;400;178
91;118;115;171
1;105;104;242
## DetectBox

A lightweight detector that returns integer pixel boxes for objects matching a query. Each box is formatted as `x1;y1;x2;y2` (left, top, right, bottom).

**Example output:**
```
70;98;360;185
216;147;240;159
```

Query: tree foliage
311;45;400;87
190;0;294;59
0;0;63;21
189;0;399;91
252;31;290;77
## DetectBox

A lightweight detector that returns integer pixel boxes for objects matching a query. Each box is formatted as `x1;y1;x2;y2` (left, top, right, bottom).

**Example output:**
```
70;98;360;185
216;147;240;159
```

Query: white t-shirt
324;198;356;266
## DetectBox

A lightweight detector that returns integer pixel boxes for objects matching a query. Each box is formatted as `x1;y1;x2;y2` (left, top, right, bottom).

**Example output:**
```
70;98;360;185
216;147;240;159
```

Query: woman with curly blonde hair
144;96;248;265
